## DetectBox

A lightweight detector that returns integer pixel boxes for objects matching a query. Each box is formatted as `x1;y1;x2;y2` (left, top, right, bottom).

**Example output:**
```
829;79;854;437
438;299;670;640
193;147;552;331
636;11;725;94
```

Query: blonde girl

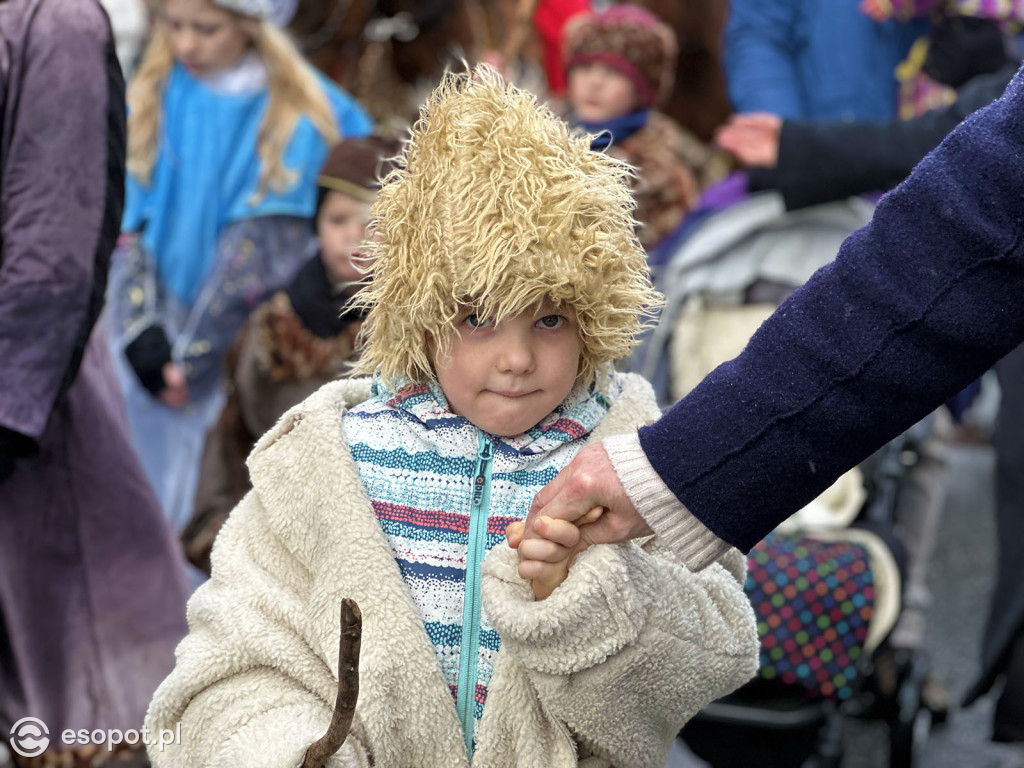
109;0;372;542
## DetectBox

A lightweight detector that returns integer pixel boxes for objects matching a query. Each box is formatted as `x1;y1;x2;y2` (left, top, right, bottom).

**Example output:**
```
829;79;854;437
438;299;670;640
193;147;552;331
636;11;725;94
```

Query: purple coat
0;0;187;737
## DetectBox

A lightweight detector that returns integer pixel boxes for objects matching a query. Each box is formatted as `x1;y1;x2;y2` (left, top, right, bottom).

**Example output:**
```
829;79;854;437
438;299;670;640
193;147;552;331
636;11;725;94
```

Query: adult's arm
723;0;804;118
0;0;125;440
610;61;1024;566
758;63;1017;210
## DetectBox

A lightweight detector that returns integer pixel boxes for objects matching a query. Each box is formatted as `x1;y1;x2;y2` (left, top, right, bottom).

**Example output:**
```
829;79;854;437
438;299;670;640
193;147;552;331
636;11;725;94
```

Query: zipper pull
471;438;492;507
479;439;493;461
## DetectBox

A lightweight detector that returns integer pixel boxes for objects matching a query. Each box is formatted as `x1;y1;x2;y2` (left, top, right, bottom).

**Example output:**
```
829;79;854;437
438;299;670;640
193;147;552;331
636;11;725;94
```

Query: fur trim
255;292;361;381
350;65;662;389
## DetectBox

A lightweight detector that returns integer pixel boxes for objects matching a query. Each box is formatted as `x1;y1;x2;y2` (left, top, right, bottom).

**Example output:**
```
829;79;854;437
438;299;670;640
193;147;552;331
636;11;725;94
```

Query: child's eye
536;315;565;329
465;314;493;329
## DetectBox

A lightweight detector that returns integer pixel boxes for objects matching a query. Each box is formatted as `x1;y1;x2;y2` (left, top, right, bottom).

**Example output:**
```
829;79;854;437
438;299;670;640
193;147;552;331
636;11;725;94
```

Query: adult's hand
715;112;783;168
522;442;653;547
859;0;893;22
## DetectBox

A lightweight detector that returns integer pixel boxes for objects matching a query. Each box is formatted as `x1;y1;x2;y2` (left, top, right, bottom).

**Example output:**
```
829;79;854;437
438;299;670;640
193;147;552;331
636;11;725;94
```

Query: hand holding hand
505;506;601;600
523;442;652;551
715;113;783;168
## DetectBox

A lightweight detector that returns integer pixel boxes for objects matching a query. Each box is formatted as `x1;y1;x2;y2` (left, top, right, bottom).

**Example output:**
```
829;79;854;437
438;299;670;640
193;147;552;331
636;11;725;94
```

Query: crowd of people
1;0;1022;765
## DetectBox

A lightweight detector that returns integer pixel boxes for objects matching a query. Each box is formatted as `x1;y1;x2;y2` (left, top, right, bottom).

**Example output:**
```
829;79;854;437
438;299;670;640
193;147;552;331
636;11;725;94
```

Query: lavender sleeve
635;62;1024;558
0;0;124;439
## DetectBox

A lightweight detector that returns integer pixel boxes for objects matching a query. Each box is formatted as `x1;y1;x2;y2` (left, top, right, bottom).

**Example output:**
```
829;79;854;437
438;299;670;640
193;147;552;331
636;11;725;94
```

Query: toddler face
432;300;582;436
317;190;371;284
568;62;638;123
162;0;253;78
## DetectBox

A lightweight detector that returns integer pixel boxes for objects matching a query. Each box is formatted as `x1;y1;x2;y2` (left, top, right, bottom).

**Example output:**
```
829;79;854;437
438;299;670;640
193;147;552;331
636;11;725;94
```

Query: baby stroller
634;190;937;768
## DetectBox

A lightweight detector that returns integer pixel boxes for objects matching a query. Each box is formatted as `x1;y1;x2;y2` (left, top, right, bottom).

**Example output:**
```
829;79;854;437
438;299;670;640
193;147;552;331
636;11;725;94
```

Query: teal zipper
456;432;494;759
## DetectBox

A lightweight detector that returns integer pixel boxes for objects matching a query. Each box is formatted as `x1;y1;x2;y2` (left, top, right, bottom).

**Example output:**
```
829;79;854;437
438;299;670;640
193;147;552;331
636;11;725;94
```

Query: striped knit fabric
342;373;620;743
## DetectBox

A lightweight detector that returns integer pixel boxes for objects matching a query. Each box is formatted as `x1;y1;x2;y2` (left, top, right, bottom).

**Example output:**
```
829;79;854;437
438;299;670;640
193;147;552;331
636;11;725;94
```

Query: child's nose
497;337;535;374
175;32;199;59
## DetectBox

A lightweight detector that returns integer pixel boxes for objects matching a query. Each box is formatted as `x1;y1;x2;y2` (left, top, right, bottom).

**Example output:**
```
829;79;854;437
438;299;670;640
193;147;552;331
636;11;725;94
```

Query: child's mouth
492;390;536;398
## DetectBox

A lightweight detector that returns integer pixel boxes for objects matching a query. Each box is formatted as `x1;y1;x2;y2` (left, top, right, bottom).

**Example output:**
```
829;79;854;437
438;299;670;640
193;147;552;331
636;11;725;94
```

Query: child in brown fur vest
183;135;400;574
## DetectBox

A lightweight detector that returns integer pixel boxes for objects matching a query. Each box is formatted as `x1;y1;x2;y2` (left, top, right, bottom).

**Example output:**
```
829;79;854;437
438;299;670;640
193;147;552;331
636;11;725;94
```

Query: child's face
317;190;371;284
162;0;252;78
432;300;582;436
568;62;639;123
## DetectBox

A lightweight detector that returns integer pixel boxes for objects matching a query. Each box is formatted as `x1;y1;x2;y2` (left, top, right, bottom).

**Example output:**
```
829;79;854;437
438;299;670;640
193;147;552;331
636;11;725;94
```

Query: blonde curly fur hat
351;66;661;388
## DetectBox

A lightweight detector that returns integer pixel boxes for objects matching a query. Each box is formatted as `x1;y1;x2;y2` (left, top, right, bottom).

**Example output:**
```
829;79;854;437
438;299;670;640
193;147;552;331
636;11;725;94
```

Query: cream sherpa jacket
146;375;758;768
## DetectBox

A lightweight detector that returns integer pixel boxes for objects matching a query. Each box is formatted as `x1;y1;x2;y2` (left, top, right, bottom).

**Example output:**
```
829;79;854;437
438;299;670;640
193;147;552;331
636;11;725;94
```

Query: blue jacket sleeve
639;62;1024;553
723;0;805;119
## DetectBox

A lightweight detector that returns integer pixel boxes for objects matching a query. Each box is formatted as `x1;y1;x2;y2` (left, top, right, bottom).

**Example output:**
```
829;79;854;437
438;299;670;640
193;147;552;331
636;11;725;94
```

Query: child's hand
158;362;189;408
860;0;893;22
506;507;603;600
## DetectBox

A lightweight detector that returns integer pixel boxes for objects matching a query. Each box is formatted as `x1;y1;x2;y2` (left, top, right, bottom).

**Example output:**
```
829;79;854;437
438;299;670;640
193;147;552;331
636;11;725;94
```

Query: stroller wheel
889;705;931;768
888;653;934;768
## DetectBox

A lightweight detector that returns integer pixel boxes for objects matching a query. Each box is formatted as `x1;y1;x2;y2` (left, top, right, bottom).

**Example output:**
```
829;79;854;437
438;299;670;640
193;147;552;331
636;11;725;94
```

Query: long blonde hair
127;12;339;199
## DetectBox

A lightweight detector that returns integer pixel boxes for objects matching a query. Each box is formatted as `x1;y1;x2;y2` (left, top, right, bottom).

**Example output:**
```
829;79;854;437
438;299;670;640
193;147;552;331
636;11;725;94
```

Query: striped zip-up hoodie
343;372;619;757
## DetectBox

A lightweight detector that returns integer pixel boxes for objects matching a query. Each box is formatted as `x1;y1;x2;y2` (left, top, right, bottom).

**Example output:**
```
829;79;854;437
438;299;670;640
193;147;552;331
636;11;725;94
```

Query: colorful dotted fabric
746;533;875;701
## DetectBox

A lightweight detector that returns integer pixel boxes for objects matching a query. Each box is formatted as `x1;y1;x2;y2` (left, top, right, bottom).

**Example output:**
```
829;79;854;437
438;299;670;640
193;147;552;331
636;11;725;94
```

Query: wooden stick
302;598;362;768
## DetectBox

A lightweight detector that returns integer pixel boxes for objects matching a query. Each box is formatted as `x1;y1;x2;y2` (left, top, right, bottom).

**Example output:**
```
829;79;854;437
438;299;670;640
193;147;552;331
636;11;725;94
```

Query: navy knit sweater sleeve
639;63;1024;554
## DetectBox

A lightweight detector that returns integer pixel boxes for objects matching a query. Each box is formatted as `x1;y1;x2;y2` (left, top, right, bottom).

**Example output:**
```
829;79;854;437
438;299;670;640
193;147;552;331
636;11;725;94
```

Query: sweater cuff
602;433;730;572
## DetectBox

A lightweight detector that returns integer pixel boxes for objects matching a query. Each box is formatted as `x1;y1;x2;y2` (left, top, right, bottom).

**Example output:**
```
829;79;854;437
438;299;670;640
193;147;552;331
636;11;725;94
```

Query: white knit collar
196;51;267;95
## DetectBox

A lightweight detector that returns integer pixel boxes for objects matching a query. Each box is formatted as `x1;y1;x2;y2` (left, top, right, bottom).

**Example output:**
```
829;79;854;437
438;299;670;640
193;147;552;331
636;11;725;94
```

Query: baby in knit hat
145;67;757;768
564;5;730;251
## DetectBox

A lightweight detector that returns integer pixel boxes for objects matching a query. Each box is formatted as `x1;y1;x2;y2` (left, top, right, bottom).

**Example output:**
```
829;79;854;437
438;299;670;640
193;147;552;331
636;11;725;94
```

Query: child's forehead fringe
454;293;578;315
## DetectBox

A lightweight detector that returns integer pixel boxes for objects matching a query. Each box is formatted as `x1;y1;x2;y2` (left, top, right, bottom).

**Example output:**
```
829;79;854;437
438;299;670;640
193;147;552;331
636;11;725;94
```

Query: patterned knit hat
564;5;678;108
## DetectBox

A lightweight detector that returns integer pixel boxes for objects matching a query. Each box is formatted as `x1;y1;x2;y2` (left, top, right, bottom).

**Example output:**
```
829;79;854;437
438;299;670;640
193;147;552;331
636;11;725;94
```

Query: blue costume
109;59;371;537
724;0;925;122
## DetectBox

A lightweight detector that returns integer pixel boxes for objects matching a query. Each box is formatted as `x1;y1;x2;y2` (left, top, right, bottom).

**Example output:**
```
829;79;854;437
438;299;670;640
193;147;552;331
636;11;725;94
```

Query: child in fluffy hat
564;5;730;250
145;67;757;768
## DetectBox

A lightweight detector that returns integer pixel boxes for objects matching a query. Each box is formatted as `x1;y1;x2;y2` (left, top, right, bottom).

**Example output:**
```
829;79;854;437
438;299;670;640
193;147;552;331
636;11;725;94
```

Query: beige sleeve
481;541;759;768
603;432;731;571
146;492;371;768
